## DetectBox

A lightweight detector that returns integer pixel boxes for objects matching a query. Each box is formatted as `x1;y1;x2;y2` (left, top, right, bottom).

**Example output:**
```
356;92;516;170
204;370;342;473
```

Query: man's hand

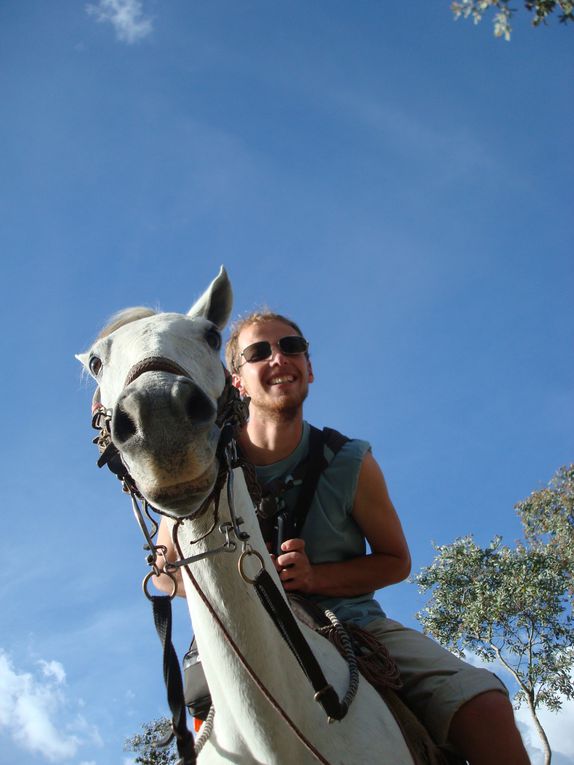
274;538;315;593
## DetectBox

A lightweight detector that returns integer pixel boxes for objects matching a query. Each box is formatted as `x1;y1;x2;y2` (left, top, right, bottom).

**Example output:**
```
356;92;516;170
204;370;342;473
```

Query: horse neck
174;469;414;765
177;466;288;654
177;468;324;752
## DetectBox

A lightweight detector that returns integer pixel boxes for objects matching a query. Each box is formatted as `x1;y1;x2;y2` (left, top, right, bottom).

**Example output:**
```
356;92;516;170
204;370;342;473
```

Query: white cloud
86;0;153;44
39;658;66;684
0;650;101;762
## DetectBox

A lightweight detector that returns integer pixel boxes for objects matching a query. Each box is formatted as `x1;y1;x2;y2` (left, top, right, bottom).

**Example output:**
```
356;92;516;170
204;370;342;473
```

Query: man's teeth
269;375;294;385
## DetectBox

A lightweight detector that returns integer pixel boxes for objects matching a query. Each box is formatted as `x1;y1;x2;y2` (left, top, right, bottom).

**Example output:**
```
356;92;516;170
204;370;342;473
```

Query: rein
91;370;354;764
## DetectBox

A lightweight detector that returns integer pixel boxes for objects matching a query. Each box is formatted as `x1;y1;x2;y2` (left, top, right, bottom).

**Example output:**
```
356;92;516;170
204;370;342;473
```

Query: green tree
516;465;574;596
124;717;177;765
451;0;574;40
415;534;574;765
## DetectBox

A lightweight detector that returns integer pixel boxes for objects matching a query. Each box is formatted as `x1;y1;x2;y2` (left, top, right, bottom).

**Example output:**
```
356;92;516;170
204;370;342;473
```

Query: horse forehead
112;313;206;351
102;313;217;387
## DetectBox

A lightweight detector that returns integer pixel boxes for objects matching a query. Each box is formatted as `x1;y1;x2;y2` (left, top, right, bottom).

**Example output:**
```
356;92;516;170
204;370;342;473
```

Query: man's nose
268;345;288;364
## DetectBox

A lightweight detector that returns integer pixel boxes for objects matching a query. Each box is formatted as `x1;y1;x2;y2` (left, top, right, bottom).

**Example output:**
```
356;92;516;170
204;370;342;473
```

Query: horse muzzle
111;368;220;511
113;373;216;446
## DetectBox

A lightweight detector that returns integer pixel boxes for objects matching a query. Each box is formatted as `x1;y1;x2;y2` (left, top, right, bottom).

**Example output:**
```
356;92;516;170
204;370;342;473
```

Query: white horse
77;268;414;765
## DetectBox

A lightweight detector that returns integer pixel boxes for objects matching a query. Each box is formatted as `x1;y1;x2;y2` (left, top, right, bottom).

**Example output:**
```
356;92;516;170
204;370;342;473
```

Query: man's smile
268;374;296;386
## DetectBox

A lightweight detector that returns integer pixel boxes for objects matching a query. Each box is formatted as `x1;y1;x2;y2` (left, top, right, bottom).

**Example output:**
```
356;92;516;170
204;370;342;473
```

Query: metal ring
238;549;265;584
142;570;177;601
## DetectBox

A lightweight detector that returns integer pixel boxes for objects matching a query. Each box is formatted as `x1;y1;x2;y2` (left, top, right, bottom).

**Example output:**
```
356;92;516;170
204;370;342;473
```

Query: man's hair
225;310;306;373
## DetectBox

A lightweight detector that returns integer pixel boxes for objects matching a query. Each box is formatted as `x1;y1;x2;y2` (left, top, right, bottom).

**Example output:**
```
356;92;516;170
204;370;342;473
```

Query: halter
90;366;354;764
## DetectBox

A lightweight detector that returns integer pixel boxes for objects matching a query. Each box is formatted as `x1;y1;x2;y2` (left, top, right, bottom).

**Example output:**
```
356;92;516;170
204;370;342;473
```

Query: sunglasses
237;335;309;369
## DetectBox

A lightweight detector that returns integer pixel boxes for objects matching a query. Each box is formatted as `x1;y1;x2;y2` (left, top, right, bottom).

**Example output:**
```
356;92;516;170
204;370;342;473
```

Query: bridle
90;365;355;765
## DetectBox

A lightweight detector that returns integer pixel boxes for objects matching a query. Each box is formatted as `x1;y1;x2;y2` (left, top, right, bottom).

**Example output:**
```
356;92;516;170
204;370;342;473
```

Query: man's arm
276;451;411;596
152;517;187;597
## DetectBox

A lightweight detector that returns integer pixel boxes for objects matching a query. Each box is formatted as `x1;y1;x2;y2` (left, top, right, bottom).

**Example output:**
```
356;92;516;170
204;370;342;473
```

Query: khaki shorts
365;617;508;748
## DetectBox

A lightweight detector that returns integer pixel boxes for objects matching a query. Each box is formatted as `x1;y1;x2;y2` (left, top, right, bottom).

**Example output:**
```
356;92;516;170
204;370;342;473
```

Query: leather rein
91;369;351;764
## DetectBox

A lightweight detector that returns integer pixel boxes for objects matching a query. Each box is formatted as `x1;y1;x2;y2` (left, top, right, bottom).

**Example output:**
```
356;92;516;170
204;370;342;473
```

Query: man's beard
248;385;309;422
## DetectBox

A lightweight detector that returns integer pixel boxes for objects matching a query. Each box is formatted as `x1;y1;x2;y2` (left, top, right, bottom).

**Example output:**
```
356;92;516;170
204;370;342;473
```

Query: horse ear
75;352;89;369
187;266;233;330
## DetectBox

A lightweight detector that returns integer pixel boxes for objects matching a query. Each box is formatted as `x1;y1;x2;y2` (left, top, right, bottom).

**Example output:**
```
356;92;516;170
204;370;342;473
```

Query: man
158;310;530;763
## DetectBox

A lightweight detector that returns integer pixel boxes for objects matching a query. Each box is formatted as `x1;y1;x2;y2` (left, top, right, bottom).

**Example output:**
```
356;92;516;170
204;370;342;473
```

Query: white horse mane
97;306;157;339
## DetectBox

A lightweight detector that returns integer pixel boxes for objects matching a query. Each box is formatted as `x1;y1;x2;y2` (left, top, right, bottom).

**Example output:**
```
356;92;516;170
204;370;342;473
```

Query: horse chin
137;463;219;517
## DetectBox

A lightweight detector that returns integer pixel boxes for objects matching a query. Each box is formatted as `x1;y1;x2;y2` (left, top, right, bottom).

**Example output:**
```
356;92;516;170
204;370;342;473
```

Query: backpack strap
321;426;350;458
258;426;350;553
292;426;350;537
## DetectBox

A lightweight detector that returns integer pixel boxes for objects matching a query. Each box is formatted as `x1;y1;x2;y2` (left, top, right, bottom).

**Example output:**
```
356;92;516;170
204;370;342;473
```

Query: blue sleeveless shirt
255;421;386;626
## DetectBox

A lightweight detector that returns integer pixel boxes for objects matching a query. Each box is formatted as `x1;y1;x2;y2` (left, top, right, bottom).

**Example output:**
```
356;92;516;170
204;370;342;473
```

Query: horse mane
97;307;157;340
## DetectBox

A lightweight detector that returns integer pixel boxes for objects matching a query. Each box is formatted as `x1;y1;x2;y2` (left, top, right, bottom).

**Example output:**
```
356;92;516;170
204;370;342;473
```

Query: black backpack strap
321;426;350;458
260;425;352;552
291;426;351;538
291;425;328;537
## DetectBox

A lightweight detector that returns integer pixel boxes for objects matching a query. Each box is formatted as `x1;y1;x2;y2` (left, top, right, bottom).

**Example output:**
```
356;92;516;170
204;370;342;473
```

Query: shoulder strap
292;426;350;537
321;426;350;457
291;426;327;537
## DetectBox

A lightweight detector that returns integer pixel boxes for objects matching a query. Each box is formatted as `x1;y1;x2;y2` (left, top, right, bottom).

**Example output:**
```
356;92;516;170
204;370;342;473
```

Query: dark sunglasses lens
243;341;272;363
279;336;308;355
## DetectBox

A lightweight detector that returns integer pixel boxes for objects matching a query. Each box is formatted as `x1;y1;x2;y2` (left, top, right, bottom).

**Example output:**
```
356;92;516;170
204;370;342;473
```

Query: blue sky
1;1;572;763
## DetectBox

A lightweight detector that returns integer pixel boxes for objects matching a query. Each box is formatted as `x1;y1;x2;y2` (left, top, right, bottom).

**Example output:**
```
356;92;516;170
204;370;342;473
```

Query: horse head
76;267;233;517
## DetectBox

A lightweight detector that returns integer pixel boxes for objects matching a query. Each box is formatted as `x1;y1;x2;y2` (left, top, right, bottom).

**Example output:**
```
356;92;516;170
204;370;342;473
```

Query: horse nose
112;377;216;446
171;377;215;424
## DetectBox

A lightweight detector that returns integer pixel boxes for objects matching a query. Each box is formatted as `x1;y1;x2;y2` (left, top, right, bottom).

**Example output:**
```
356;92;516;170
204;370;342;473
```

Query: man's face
232;319;314;418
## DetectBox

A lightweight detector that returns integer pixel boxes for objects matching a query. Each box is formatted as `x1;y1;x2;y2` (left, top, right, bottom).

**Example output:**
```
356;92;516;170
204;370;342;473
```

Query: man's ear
232;372;247;396
307;358;314;384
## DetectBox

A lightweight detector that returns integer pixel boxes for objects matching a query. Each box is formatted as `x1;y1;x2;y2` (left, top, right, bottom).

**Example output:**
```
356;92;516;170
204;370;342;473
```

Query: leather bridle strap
151;595;196;765
175;532;334;765
253;569;348;722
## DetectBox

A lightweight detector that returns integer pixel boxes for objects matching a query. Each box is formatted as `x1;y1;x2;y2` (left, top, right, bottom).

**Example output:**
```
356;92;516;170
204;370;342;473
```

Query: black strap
291;426;328;537
253;568;348;721
151;596;197;765
321;426;350;456
260;426;350;553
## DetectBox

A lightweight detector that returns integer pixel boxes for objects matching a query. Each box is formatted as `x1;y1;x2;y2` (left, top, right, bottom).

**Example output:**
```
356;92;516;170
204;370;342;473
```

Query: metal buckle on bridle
164;520;240;572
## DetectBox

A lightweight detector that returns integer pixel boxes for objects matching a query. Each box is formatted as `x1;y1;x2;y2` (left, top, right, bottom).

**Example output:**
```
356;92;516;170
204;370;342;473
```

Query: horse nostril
113;407;137;444
173;379;215;425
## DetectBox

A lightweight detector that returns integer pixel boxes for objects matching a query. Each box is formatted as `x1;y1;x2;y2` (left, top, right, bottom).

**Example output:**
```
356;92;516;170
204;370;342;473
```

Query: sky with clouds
0;1;572;763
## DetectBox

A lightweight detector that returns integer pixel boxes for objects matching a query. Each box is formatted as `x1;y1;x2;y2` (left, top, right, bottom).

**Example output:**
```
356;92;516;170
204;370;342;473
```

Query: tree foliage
124;717;177;765
415;466;574;764
451;0;574;39
516;465;574;596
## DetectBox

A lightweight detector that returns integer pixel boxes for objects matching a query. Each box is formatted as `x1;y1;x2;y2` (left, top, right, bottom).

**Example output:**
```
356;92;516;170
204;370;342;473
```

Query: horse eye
89;355;103;376
205;328;222;351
